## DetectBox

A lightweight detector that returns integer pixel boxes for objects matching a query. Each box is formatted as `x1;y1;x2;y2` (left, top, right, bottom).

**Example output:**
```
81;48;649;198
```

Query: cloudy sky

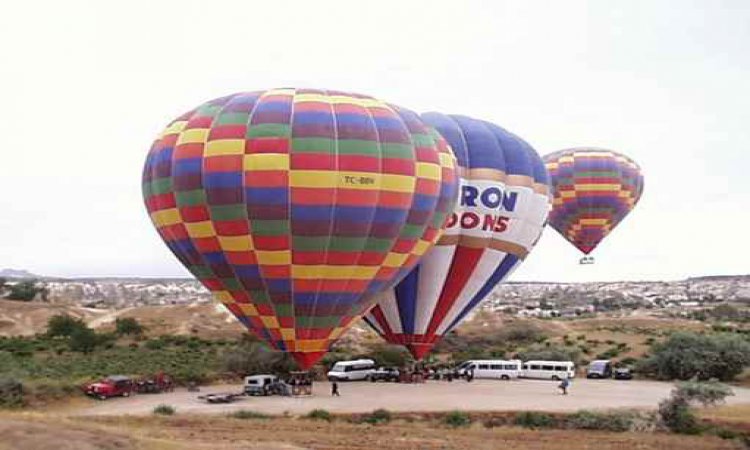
1;0;748;282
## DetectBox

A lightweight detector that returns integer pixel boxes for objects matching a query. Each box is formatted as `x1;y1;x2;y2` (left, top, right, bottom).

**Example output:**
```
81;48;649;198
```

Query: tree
69;327;98;353
46;314;88;337
6;280;41;301
115;317;144;336
638;332;750;381
369;344;412;368
223;341;295;375
658;380;733;434
0;277;6;290
517;344;582;363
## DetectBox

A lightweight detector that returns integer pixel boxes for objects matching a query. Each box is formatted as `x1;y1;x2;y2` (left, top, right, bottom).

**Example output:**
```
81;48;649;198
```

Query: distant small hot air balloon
364;114;551;359
543;147;644;260
142;89;458;369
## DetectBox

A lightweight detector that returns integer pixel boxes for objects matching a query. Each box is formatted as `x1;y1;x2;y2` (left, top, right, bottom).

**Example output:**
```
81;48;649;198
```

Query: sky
0;0;748;282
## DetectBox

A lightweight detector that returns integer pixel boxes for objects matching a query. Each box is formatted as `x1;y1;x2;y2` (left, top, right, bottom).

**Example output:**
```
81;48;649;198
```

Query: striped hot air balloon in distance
142;89;458;369
543;148;644;255
364;114;551;359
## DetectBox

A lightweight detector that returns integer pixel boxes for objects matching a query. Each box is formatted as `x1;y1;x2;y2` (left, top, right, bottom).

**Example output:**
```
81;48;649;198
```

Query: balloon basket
579;256;595;265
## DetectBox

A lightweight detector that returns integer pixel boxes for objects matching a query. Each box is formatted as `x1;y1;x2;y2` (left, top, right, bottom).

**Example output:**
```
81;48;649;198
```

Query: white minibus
327;359;376;381
521;360;575;380
457;360;522;380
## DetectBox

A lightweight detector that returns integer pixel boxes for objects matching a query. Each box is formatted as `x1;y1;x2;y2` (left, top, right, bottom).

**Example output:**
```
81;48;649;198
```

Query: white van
522;361;575;380
457;360;522;380
243;374;278;396
327;359;376;381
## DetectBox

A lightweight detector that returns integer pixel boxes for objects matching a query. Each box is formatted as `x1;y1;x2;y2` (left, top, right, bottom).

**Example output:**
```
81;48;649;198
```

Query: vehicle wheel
98;395;107;400
501;375;510;380
370;377;376;382
122;391;130;397
551;375;560;381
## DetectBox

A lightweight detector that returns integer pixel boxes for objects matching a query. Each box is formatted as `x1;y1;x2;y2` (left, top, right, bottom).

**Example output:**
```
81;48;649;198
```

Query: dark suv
368;367;400;382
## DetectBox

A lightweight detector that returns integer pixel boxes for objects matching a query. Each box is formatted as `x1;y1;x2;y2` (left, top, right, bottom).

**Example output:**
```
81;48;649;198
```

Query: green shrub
47;314;88;338
360;408;392;425
568;410;636;432
6;280;42;301
442;411;471;428
305;409;332;422
115;318;144;336
229;409;270;419
69;327;98;353
153;404;176;415
638;332;750;381
0;378;25;408
514;411;556;428
658;381;733;434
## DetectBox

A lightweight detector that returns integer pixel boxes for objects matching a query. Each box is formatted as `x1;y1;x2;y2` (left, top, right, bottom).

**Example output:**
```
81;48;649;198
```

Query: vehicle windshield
590;362;607;370
331;364;346;372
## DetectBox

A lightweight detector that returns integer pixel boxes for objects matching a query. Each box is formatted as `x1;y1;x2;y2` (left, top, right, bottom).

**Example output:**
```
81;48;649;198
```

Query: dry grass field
0;412;743;450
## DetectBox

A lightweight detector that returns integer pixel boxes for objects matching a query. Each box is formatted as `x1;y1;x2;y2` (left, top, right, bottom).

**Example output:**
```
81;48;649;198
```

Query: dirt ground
0;412;743;450
73;379;750;417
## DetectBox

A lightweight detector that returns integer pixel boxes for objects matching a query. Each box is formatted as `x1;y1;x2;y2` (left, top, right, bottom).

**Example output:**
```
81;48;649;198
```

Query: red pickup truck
84;375;134;400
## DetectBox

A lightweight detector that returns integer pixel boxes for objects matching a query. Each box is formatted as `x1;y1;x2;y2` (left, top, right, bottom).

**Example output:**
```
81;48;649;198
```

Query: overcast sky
1;0;748;282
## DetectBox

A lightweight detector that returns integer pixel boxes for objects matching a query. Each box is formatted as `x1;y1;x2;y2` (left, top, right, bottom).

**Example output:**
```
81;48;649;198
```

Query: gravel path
72;379;750;416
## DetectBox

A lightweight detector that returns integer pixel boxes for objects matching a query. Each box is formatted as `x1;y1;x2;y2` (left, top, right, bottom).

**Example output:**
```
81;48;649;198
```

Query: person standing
558;377;570;395
331;380;340;397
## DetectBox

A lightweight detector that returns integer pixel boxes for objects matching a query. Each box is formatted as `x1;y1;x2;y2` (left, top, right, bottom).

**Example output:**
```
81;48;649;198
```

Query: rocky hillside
27;275;749;310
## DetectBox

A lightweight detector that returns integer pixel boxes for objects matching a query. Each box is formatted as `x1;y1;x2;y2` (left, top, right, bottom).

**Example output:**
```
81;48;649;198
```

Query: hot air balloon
543;148;644;261
142;89;458;369
364;114;551;359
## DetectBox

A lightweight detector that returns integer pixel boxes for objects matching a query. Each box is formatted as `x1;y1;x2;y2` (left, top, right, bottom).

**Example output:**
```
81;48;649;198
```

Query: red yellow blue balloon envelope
543;148;644;255
364;114;551;359
142;89;458;368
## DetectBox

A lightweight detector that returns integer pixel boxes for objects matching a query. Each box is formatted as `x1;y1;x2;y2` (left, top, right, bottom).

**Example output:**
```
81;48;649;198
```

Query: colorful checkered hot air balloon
142;89;458;369
543;147;644;256
364;114;551;359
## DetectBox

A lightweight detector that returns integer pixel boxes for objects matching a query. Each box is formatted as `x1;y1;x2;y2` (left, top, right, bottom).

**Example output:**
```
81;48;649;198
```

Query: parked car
244;374;279;396
586;360;613;379
84;375;134;400
368;367;400;382
327;359;376;381
614;367;634;380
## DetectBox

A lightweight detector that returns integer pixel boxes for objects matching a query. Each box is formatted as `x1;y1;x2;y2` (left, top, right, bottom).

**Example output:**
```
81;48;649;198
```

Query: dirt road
74;379;750;416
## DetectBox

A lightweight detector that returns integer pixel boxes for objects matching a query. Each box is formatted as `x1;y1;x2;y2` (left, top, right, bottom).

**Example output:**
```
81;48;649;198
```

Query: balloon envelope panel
364;114;550;359
142;89;458;368
543;148;643;254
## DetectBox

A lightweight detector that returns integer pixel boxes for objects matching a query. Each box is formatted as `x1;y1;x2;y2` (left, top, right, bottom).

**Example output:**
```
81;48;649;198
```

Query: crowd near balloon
143;88;644;367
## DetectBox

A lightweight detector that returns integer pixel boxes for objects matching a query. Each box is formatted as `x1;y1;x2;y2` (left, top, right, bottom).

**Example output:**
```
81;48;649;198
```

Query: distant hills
0;268;41;279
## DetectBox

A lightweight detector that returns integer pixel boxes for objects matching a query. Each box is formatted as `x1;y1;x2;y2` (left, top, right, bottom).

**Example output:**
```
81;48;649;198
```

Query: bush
568;410;636;432
360;408;392;425
638;332;750;381
369;345;412;368
115;318;144;336
514;411;556;428
0;378;25;408
223;341;296;375
517;344;581;363
229;410;270;419
47;314;88;338
6;280;42;301
305;409;332;422
658;381;733;434
69;327;98;353
442;411;471;428
153;404;176;415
